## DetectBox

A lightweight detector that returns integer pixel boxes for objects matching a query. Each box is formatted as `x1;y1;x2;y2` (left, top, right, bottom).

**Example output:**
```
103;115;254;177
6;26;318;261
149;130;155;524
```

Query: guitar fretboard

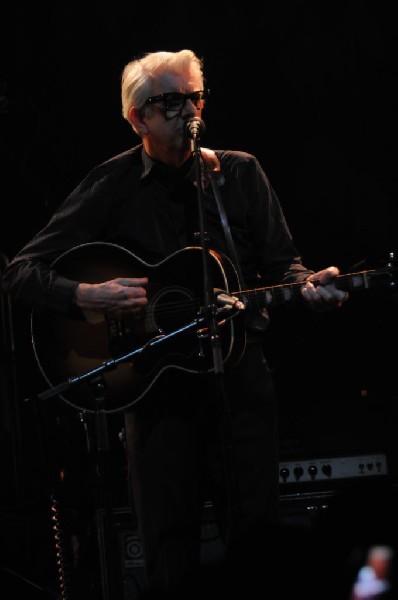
234;268;396;309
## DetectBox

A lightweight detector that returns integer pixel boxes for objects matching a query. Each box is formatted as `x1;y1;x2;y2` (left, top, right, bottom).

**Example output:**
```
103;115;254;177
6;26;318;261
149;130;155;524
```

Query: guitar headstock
385;251;398;291
341;252;398;296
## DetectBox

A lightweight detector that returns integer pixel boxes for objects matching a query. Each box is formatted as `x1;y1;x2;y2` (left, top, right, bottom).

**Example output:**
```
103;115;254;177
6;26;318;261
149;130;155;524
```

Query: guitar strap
200;148;245;288
201;148;270;333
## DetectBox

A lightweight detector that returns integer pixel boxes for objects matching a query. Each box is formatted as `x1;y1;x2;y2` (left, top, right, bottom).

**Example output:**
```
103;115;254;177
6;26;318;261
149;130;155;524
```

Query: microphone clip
184;117;206;142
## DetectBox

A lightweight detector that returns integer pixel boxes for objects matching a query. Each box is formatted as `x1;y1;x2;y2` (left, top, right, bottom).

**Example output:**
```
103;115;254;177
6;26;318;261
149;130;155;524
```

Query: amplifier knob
308;465;318;480
280;467;290;482
293;466;304;481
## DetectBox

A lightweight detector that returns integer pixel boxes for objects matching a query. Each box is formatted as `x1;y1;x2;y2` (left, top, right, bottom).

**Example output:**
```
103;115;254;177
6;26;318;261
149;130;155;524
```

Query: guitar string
135;269;380;324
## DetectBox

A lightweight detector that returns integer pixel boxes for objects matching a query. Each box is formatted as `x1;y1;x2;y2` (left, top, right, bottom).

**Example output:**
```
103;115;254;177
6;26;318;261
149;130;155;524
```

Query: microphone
184;117;206;140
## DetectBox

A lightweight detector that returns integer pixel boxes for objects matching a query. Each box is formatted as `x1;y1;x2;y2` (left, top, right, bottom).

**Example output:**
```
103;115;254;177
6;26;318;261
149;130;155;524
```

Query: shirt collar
140;147;196;183
141;147;155;179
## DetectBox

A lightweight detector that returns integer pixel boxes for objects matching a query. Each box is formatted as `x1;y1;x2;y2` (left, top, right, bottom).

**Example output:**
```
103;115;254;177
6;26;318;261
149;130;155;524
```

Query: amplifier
96;502;224;600
279;452;388;485
96;454;392;599
96;507;146;600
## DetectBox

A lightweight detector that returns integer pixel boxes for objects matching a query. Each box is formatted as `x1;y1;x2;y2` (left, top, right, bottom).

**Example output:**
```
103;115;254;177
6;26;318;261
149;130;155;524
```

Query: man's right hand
74;277;148;318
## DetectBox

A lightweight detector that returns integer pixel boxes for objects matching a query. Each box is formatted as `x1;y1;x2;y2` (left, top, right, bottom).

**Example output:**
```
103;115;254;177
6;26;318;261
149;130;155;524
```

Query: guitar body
31;242;245;413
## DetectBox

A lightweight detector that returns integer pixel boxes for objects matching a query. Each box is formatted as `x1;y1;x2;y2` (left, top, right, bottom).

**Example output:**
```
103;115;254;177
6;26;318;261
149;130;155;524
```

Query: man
2;49;348;598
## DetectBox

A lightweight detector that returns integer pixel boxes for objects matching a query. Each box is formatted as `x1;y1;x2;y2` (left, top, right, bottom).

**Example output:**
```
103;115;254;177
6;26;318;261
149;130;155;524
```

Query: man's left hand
301;266;349;310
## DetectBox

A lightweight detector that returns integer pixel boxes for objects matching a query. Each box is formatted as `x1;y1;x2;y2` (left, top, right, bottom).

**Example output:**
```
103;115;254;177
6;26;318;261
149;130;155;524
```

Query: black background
1;2;398;597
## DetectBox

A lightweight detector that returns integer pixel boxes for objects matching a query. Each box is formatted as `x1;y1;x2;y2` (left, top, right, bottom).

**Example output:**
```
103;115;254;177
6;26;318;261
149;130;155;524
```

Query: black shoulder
212;149;265;178
99;144;143;170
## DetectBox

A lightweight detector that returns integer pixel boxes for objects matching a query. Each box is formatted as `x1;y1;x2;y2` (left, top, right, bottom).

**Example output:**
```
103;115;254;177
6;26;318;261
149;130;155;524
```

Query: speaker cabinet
96;502;225;600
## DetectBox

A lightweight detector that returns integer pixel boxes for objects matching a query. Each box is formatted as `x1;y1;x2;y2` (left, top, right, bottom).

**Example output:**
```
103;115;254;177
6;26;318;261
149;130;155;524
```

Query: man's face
141;70;206;156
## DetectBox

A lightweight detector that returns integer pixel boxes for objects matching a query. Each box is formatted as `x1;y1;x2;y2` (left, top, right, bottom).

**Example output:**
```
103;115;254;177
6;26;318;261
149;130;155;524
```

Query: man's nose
181;98;197;117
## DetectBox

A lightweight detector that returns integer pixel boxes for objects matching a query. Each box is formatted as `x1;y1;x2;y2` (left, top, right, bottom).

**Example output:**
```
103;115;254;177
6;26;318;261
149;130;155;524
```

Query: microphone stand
188;126;242;549
34;317;208;599
189;132;224;377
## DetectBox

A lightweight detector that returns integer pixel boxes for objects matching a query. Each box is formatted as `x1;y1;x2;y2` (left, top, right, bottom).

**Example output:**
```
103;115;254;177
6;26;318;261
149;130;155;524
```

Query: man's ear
129;107;149;135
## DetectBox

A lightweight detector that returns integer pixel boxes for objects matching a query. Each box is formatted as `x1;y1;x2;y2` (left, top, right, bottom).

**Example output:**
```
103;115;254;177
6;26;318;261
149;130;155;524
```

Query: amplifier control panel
279;453;388;484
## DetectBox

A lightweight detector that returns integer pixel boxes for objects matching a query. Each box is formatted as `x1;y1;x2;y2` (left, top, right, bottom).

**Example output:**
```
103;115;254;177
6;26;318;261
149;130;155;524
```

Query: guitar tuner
386;252;397;289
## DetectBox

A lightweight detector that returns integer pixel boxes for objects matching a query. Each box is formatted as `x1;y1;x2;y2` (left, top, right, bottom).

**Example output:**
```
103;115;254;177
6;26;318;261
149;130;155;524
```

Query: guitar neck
237;267;396;310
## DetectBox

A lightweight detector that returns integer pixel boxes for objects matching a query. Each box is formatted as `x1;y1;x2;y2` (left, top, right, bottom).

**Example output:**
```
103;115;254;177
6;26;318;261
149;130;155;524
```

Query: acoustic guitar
31;242;397;413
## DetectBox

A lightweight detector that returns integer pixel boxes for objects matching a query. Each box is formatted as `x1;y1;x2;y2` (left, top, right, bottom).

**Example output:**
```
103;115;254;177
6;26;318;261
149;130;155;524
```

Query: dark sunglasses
143;89;210;113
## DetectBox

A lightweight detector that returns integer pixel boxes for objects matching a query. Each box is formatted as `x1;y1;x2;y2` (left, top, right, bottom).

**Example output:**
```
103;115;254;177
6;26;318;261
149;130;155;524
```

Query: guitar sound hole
150;287;199;333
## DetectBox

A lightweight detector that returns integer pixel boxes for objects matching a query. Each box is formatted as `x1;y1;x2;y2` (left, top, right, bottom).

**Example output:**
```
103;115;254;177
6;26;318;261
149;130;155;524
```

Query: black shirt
2;144;313;313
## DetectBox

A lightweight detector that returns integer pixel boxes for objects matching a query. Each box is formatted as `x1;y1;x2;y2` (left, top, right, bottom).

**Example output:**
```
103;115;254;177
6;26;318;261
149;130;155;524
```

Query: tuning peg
386;252;397;291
